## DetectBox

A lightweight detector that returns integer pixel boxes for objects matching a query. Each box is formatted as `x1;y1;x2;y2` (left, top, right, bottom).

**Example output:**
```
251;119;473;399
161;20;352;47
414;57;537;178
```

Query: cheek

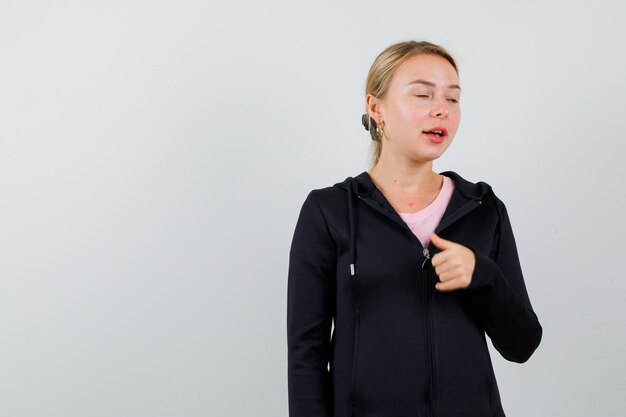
449;108;461;128
392;101;426;123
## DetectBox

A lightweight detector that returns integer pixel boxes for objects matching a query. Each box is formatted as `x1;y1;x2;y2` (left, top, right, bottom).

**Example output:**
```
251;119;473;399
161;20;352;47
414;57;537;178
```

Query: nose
430;97;449;118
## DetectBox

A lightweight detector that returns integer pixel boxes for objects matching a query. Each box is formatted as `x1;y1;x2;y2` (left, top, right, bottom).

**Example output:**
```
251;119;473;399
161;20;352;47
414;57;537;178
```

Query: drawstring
347;178;357;277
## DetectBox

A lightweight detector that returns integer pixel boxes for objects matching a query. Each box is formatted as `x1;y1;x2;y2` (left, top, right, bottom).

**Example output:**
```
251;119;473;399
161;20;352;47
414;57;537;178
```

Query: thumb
430;232;454;250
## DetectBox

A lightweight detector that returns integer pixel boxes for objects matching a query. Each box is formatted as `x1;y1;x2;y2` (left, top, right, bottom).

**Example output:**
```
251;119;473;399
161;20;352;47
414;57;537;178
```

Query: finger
434;262;455;279
430;251;449;268
431;232;457;250
435;277;463;292
430;233;449;251
435;280;453;291
432;249;460;270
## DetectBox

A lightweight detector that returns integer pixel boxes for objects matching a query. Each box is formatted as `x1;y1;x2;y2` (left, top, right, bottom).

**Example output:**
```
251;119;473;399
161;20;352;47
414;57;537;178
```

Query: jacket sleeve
287;190;336;417
463;192;543;363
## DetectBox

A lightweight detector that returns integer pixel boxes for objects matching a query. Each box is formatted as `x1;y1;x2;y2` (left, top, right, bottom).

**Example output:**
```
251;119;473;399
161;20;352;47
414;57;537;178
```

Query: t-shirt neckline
397;176;449;216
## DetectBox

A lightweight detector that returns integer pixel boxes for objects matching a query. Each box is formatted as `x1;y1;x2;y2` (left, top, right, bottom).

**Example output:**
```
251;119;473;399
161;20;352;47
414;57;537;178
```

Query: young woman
287;40;542;417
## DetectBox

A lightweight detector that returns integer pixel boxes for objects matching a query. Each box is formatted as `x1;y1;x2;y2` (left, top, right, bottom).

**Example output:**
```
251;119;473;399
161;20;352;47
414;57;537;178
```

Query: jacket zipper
423;265;436;417
357;194;483;417
350;308;361;416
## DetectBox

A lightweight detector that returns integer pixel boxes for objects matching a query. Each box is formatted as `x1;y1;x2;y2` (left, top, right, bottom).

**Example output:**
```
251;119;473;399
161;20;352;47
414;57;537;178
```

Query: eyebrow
408;79;461;91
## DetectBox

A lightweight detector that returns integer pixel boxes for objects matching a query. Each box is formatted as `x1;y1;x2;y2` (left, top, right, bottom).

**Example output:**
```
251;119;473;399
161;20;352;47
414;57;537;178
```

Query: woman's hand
430;232;476;292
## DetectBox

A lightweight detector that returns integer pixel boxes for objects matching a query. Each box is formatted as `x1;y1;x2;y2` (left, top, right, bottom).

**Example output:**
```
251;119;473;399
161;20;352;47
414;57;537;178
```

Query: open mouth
422;127;448;137
423;130;445;137
423;127;448;142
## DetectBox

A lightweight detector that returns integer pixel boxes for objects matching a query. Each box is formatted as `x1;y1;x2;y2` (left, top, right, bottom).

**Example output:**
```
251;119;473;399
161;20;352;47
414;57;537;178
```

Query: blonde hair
363;40;459;171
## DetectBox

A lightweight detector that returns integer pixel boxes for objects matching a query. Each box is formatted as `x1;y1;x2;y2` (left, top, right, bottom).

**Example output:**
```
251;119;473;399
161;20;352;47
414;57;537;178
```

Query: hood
333;170;491;277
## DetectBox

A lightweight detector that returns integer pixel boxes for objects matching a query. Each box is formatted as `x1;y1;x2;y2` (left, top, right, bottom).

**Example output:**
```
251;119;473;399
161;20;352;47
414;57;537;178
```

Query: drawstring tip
350;263;355;276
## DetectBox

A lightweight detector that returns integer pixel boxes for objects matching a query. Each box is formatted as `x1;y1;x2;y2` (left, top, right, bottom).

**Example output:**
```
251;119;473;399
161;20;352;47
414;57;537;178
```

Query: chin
422;146;449;161
410;152;443;163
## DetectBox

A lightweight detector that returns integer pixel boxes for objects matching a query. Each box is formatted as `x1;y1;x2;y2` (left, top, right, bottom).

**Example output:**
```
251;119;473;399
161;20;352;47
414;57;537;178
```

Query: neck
368;156;441;197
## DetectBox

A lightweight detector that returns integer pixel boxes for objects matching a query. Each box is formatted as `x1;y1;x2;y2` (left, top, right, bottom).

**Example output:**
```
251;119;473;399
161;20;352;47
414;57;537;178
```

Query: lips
422;126;448;143
422;126;448;137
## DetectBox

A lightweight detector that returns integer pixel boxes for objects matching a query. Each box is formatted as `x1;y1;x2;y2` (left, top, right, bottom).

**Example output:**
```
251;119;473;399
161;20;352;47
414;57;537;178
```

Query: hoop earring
376;123;384;139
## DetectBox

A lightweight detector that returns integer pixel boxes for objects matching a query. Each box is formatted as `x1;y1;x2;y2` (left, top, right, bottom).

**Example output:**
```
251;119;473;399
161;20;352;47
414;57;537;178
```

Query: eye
447;99;459;103
415;95;430;98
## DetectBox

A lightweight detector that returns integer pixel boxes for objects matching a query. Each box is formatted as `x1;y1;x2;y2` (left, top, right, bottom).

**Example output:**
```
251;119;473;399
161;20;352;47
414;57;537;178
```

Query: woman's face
368;53;461;163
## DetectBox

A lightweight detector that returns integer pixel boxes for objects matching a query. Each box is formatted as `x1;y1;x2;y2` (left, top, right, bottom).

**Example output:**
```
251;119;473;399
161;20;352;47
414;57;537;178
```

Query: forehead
392;54;459;87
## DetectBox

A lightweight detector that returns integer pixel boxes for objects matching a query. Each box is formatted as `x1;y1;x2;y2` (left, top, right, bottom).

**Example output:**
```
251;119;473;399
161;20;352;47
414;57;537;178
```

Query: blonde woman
287;40;542;417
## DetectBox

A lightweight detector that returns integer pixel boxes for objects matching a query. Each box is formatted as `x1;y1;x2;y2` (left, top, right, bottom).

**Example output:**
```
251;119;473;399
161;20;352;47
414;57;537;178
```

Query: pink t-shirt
397;176;455;249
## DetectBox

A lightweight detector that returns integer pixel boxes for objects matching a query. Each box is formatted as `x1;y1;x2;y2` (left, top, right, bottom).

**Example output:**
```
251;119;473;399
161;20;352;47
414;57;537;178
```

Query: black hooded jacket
287;170;543;417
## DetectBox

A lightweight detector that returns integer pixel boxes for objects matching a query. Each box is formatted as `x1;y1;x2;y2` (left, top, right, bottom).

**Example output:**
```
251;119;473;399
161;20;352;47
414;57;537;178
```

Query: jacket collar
333;170;490;278
334;170;489;201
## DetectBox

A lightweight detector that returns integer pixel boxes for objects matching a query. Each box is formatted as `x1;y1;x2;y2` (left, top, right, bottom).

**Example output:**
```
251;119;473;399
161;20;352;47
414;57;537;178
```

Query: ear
365;94;384;124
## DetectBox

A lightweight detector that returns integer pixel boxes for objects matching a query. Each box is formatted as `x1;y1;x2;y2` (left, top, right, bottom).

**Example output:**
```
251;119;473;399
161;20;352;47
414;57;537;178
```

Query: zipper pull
421;248;430;268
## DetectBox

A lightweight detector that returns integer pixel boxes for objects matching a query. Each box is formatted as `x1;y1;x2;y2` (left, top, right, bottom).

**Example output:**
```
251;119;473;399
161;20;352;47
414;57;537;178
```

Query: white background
1;1;625;416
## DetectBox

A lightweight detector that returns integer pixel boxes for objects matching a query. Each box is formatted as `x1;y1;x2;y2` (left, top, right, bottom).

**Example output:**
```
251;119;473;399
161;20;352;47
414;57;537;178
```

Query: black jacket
287;170;542;417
